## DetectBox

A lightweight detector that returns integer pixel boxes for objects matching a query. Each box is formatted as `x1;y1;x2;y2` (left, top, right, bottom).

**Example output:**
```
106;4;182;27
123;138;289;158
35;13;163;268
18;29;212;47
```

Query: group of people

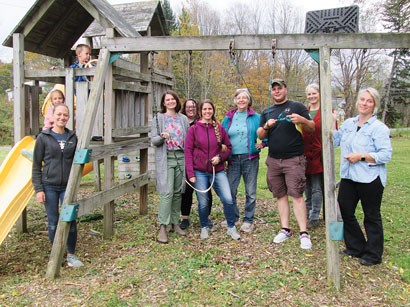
32;47;392;267
151;78;393;266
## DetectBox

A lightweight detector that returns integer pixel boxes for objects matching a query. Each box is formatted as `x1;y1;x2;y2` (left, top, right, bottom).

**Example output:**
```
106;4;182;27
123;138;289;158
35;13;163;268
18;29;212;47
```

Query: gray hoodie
32;128;77;193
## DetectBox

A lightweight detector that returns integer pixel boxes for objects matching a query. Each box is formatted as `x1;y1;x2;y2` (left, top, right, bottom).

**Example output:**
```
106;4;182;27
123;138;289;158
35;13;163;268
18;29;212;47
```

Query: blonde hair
305;83;320;94
50;89;65;101
356;87;380;115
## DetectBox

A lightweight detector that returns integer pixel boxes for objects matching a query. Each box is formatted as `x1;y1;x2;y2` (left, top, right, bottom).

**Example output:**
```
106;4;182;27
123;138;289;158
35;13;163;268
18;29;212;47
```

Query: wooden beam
89;137;150;161
45;48;111;279
102;33;410;52
77;174;149;216
113;80;150;93
103;51;115;239
65;68;75;130
13;34;28;233
113;66;149;82
13;34;25;143
320;46;340;290
25;68;96;79
30;82;41;135
113;58;140;71
22;0;54;37
78;0;112;29
139;51;149;215
111;126;150;137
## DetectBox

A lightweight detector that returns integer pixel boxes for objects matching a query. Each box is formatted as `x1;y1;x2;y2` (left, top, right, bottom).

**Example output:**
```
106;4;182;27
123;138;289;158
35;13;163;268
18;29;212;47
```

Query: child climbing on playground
43;89;66;130
70;43;92;82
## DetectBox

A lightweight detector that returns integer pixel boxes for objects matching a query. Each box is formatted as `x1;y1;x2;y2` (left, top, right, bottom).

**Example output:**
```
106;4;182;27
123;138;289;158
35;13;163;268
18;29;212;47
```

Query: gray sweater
151;112;189;194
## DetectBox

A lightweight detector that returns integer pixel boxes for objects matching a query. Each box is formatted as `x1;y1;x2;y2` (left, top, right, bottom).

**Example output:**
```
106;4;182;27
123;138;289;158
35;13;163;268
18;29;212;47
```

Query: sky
0;0;348;62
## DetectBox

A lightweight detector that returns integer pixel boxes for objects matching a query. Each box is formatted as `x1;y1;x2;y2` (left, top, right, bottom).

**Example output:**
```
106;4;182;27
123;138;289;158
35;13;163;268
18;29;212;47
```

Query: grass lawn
0;132;409;306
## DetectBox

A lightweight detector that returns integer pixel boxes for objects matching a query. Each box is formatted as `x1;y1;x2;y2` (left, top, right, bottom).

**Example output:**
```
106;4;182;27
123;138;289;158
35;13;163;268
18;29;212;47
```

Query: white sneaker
300;233;312;249
273;229;292;244
200;227;209;240
221;220;240;228
227;226;241;240
67;254;84;268
240;222;254;233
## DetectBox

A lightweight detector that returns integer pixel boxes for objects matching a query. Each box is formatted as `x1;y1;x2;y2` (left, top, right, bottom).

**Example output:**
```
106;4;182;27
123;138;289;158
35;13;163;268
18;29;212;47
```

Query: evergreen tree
161;0;177;33
380;0;410;126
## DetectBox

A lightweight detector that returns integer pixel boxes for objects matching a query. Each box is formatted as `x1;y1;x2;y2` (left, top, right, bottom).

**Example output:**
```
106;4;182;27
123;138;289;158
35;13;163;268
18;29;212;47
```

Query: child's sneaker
300;233;312;249
67;254;84;268
227;226;241;240
273;229;293;243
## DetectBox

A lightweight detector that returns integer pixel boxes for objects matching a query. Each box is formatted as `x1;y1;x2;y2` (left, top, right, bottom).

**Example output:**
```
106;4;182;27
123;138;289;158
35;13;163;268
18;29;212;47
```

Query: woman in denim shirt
334;88;392;266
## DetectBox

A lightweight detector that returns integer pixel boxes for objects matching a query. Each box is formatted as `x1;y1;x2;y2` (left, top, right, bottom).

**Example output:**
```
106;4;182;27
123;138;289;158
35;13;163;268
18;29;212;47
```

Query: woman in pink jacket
184;100;240;241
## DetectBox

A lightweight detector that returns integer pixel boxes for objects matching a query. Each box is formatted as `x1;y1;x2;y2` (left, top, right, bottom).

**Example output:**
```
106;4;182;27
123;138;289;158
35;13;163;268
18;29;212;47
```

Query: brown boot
172;224;186;236
157;224;168;244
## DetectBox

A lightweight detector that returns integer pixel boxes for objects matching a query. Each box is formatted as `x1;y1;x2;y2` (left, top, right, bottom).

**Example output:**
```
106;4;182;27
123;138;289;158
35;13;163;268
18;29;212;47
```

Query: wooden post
319;46;341;290
103;38;115;238
65;68;75;130
13;33;28;234
31;81;41;135
45;48;110;279
139;51;149;215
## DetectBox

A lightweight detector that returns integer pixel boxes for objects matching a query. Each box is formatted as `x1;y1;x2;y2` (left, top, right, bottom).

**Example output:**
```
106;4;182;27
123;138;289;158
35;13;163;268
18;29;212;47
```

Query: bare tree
332;0;390;117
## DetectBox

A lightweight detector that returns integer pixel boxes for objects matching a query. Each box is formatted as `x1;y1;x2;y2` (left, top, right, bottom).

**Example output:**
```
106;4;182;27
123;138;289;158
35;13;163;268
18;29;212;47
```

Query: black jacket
32;128;77;193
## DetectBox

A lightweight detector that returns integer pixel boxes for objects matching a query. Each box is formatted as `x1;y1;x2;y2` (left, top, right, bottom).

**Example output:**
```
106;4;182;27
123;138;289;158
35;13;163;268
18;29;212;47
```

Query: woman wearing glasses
222;88;265;233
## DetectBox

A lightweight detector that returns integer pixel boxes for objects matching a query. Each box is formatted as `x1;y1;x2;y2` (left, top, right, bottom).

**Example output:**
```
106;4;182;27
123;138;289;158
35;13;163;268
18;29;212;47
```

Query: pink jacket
184;121;231;179
43;105;55;130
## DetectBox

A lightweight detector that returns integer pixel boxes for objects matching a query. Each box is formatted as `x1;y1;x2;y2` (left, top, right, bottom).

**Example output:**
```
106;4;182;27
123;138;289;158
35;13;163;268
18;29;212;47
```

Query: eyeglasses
186;106;196;110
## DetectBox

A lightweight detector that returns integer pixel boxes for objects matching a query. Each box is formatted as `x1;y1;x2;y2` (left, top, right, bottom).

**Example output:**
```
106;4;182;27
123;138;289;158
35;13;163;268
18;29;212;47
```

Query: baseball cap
271;78;287;87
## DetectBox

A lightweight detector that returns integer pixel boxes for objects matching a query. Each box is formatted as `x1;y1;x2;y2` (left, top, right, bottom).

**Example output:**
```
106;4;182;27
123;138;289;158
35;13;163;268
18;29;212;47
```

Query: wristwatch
361;154;366;162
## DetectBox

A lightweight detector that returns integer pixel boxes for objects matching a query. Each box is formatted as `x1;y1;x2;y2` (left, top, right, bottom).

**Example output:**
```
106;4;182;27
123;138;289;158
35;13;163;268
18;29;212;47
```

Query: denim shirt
333;115;392;187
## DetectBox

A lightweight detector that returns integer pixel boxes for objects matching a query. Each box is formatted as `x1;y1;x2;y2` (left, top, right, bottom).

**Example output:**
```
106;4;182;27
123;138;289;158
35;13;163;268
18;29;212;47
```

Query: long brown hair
160;90;182;113
198;99;227;152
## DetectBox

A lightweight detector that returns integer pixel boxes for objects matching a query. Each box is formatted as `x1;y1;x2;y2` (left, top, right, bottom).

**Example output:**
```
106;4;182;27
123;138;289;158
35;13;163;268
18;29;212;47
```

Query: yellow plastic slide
0;136;92;245
0;136;36;245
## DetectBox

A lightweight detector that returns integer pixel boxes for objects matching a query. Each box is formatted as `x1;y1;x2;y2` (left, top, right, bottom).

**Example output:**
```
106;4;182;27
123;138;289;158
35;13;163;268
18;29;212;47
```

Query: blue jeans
44;185;77;254
305;173;323;221
227;154;259;223
194;170;236;228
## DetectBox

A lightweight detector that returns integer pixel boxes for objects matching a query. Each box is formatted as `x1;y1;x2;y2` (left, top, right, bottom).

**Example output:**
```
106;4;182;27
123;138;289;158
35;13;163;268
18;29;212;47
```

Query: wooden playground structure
4;0;410;289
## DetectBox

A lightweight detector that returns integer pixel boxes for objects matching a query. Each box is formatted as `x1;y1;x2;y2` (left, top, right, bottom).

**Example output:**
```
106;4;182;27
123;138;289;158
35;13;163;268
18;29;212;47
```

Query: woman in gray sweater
151;90;189;243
